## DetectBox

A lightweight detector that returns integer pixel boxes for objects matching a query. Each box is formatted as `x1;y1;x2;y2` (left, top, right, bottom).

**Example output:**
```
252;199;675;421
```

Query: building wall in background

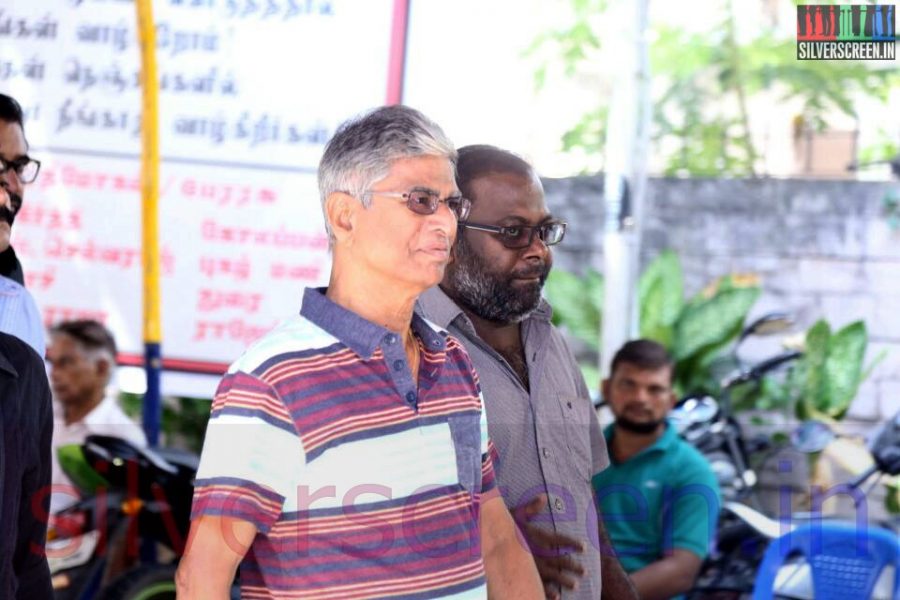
544;176;900;420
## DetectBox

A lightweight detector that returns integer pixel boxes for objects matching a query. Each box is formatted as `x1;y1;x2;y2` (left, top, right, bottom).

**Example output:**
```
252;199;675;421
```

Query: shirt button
541;447;550;458
405;391;416;403
567;401;573;409
393;359;403;371
554;498;564;511
384;334;397;345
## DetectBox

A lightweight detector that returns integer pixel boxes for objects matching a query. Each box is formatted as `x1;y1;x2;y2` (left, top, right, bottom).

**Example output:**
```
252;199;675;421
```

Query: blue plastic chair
752;522;900;600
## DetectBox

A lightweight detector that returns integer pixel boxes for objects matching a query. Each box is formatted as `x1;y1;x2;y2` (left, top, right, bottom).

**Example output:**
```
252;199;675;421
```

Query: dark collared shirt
419;286;609;600
0;332;53;599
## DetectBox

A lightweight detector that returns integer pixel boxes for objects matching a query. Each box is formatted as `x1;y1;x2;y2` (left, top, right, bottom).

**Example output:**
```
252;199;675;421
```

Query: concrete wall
543;176;900;420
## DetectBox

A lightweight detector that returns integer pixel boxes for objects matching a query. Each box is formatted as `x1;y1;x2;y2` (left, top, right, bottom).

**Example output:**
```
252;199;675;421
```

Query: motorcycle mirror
791;420;836;453
671;395;719;429
741;312;795;340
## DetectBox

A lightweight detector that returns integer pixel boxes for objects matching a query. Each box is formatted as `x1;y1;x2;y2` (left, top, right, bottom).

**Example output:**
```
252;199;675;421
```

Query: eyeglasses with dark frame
0;156;40;184
367;188;472;221
460;220;567;249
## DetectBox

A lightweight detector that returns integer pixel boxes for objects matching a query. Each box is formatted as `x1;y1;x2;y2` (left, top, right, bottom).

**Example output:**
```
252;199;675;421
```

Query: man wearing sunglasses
419;145;637;600
177;107;542;599
0;93;44;357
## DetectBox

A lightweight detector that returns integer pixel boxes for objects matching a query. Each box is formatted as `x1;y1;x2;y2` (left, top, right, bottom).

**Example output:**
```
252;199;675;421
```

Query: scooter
688;409;900;599
47;434;199;600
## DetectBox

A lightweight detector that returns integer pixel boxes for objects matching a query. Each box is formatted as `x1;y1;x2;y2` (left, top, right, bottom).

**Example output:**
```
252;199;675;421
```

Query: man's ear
325;191;357;244
96;356;112;380
668;390;678;409
601;378;611;403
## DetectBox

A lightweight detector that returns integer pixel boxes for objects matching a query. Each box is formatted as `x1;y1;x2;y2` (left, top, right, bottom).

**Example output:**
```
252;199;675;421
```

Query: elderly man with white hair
177;105;543;599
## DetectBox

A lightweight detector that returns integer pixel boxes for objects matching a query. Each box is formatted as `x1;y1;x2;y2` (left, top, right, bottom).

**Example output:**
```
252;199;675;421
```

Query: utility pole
600;0;651;378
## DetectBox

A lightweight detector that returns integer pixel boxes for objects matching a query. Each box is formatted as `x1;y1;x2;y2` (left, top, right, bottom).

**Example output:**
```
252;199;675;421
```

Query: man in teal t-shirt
592;340;720;600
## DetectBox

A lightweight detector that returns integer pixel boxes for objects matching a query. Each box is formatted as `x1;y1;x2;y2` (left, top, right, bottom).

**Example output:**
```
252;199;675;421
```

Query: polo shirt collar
604;419;678;461
301;287;446;359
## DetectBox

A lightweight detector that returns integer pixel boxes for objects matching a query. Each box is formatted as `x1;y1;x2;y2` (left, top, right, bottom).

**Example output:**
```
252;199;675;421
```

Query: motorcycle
47;434;199;600
671;312;801;503
688;409;900;599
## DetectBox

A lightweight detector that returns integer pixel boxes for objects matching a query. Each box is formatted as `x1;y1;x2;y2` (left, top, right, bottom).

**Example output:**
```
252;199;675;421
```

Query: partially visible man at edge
419;144;638;600
593;340;720;600
0;331;53;598
176;106;543;599
0;93;29;285
0;92;44;356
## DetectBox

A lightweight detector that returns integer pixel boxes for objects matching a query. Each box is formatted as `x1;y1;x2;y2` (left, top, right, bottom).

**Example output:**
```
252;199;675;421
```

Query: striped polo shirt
191;287;497;599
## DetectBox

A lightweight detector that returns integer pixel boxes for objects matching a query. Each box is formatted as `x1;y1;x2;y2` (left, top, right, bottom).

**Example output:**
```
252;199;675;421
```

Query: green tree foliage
544;250;760;395
530;0;899;176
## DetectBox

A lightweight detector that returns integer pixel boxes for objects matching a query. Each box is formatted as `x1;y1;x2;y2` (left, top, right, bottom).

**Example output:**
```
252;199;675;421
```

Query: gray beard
444;237;547;325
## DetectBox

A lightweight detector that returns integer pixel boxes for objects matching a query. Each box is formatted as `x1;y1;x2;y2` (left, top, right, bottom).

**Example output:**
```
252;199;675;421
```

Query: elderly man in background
177;106;543;599
46;319;146;513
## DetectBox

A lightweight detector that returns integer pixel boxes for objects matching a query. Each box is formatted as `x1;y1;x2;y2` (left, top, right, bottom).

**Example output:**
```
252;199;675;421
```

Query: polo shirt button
405;391;416;403
542;447;550;458
554;498;564;511
393;359;403;371
384;334;397;345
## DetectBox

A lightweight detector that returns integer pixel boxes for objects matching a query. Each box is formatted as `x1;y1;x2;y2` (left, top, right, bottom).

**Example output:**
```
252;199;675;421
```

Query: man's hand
480;494;544;600
515;494;586;599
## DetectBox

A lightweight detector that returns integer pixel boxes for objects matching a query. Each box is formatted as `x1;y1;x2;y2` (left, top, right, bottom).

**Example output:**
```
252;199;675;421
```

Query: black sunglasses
460;220;567;249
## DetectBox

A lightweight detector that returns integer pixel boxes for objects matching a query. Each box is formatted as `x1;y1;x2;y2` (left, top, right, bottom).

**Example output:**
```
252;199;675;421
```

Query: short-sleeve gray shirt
419;286;610;600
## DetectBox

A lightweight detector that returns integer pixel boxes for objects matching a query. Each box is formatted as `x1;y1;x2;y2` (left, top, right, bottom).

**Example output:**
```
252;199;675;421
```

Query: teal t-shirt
591;421;721;573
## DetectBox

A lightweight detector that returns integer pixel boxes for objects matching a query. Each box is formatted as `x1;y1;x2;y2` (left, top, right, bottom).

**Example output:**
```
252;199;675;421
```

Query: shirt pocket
447;413;482;496
559;395;594;481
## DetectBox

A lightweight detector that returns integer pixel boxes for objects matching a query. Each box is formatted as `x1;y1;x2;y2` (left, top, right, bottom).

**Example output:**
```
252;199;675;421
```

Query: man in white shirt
46;319;146;513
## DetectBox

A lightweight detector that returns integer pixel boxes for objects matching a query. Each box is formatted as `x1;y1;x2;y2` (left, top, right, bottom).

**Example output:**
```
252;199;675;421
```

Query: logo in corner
797;4;896;60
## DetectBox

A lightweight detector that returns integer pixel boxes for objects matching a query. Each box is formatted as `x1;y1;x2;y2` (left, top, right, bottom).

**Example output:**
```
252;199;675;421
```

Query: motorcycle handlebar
723;351;803;389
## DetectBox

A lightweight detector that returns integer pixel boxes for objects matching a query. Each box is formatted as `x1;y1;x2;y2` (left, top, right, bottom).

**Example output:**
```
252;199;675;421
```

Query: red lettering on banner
43;306;108;325
15;205;83;230
45;235;141;269
257;188;276;204
54;164;141;192
24;265;57;291
192;318;275;345
197;288;263;314
200;219;328;250
181;178;280;207
270;262;321;282
198;255;251;281
43;236;176;275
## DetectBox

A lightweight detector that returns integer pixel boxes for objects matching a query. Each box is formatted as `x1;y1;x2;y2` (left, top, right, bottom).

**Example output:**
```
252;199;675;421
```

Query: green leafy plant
775;320;876;420
887;479;900;514
543;267;604;390
544;250;760;395
121;392;211;454
529;0;900;176
638;251;760;395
